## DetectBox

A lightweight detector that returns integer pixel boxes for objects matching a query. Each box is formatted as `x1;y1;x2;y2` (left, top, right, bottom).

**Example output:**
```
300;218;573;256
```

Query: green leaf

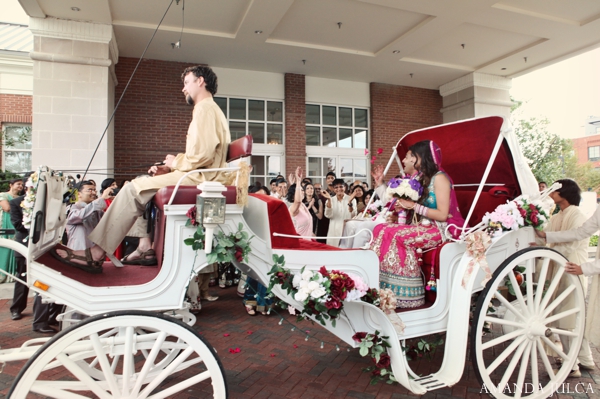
184;238;195;246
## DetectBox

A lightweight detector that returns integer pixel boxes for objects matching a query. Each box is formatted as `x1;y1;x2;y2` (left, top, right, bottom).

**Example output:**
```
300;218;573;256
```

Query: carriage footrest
412;375;447;391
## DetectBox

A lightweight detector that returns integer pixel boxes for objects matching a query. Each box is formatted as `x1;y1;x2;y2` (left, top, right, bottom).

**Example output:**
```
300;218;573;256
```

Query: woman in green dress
0;178;24;283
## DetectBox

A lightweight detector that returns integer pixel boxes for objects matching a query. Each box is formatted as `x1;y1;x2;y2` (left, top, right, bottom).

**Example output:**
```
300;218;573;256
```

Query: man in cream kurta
66;65;230;263
537;200;595;371
542;205;600;353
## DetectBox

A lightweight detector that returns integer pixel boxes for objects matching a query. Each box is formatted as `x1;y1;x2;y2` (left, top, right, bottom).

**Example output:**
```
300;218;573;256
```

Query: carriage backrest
227;135;253;163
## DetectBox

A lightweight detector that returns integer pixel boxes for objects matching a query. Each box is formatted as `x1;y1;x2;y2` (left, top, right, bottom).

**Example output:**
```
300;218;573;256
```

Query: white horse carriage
0;116;585;399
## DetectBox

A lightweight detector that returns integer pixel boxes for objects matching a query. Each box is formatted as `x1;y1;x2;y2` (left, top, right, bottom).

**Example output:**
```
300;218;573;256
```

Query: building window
588;146;600;161
307;156;367;186
305;104;368;148
249;155;282;187
215;97;284;145
2;124;32;173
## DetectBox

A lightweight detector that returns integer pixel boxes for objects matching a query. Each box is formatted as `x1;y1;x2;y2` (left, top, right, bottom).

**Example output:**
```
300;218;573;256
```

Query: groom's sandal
121;249;157;266
50;247;104;274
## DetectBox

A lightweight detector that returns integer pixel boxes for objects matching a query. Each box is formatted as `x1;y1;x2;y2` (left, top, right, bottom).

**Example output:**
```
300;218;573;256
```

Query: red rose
372;353;391;369
319;266;329;277
371;369;381;376
186;206;198;226
518;207;526;218
531;214;539;225
352;332;367;343
529;203;536;211
325;297;342;310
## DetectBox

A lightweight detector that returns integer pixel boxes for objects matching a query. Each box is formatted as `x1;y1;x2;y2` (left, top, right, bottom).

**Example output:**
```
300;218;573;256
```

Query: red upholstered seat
249;194;356;251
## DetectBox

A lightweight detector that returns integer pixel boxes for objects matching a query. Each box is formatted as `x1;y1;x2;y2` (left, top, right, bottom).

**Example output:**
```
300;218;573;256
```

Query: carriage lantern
195;181;227;253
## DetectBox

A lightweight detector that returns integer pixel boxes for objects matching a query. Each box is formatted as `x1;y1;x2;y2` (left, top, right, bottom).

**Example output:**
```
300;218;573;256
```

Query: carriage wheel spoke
496;338;529;393
55;353;113;399
493;292;529;323
508;271;530;318
539;266;565;311
513;341;532;399
544;307;580;325
484;315;524;329
530;340;539;393
536;339;556;378
147;370;211;399
525;258;535;311
541;336;568;360
534;257;550;312
541;285;576;319
90;332;121;397
131;331;168;395
121;326;135;394
550;328;577;338
30;383;93;399
139;346;195;397
481;327;524;351
486;335;527;374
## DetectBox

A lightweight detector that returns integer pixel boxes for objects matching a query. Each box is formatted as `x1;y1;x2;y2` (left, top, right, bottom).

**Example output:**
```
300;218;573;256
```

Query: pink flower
377;148;383;155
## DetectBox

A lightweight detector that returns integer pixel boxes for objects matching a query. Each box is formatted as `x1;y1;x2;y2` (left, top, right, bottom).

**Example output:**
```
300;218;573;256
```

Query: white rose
301;270;313;281
292;274;302;288
311;287;326;298
299;280;308;290
294;290;308;302
307;281;320;292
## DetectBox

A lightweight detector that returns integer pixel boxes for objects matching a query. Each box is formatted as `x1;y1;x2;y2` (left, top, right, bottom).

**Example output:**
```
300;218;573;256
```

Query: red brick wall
284;73;306;177
0;93;32;169
114;58;194;181
572;135;600;168
369;83;442;181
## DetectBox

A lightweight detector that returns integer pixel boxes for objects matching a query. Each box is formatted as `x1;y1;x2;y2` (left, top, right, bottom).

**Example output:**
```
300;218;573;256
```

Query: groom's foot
55;246;105;266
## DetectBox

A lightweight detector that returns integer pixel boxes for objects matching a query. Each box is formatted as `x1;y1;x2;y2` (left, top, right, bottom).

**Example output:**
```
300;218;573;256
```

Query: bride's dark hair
409;140;439;204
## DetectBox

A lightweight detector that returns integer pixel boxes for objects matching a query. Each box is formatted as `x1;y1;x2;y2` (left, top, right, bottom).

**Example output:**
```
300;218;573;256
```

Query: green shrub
590;235;598;247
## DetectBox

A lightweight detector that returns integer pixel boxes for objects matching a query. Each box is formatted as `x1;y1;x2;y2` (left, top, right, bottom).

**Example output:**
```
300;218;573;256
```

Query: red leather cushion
227;135;253;162
154;186;237;211
249;194;300;249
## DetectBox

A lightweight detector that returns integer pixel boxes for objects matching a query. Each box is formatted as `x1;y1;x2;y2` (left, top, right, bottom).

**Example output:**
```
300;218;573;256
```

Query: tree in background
512;100;600;193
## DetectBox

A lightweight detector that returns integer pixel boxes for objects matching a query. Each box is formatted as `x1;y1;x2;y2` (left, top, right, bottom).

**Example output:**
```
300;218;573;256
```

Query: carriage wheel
9;310;228;399
471;247;585;399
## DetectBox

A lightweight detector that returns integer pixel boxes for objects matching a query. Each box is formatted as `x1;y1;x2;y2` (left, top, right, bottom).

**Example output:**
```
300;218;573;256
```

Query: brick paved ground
0;286;598;398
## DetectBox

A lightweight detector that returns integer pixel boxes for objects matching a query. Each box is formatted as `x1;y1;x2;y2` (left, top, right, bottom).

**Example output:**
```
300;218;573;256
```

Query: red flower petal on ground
270;354;276;357
247;331;253;335
293;344;298;348
223;333;230;337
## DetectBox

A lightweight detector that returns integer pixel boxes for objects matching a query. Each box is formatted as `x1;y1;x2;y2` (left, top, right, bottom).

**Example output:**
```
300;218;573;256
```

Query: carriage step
413;375;447;391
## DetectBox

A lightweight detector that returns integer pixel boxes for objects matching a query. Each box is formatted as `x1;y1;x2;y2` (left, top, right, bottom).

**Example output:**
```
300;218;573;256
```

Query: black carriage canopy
395;116;523;226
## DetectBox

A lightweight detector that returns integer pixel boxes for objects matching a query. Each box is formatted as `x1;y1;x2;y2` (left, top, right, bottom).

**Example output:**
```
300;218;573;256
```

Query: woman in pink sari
370;141;464;309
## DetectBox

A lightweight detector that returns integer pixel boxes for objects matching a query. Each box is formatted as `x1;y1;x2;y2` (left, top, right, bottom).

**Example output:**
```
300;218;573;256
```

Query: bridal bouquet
386;175;423;202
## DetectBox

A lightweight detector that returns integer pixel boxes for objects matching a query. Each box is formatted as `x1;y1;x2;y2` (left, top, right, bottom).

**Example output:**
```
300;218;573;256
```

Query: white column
29;17;118;182
439;73;513;124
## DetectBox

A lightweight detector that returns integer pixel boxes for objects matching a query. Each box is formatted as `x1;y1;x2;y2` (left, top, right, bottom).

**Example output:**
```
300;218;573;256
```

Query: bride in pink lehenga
370;141;464;309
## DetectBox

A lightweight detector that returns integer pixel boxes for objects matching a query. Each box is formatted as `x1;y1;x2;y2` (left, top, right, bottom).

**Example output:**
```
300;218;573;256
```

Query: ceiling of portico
16;0;600;90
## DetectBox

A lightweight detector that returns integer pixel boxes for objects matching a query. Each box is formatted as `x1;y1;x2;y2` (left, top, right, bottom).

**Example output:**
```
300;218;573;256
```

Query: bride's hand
399;199;414;209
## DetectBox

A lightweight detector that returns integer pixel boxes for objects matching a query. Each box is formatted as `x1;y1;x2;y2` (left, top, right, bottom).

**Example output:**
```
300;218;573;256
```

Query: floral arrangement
363;199;383;219
21;172;38;229
267;255;398;328
482;196;548;234
353;331;396;385
184;206;253;264
385;175;423;202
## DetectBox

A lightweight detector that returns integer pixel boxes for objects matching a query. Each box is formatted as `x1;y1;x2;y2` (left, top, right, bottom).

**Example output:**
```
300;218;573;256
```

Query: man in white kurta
59;66;231;266
323;179;356;247
537;183;598;371
537;200;595;371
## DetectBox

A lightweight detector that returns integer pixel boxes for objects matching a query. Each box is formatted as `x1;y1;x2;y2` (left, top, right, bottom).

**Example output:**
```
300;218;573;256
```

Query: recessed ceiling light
255;30;263;34
71;7;80;11
392;50;400;54
501;67;507;70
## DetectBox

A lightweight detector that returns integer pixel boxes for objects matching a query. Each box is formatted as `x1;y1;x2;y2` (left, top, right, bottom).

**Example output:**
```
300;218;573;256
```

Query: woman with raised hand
285;166;313;238
303;182;323;235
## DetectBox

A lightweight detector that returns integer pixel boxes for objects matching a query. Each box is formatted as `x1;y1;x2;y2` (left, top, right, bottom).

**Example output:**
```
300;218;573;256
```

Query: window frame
305;103;369;149
2;123;32;173
588;145;600;162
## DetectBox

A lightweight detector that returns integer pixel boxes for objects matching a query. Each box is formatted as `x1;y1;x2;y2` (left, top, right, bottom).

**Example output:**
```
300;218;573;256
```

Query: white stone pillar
29;17;118;183
439;73;513;125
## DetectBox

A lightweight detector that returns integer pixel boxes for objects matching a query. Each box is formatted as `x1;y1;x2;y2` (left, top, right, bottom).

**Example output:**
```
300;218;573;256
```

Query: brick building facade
112;57;442;185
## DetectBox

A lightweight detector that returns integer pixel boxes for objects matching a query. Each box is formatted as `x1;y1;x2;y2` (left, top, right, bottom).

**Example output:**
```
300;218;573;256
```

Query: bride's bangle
415;203;429;217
